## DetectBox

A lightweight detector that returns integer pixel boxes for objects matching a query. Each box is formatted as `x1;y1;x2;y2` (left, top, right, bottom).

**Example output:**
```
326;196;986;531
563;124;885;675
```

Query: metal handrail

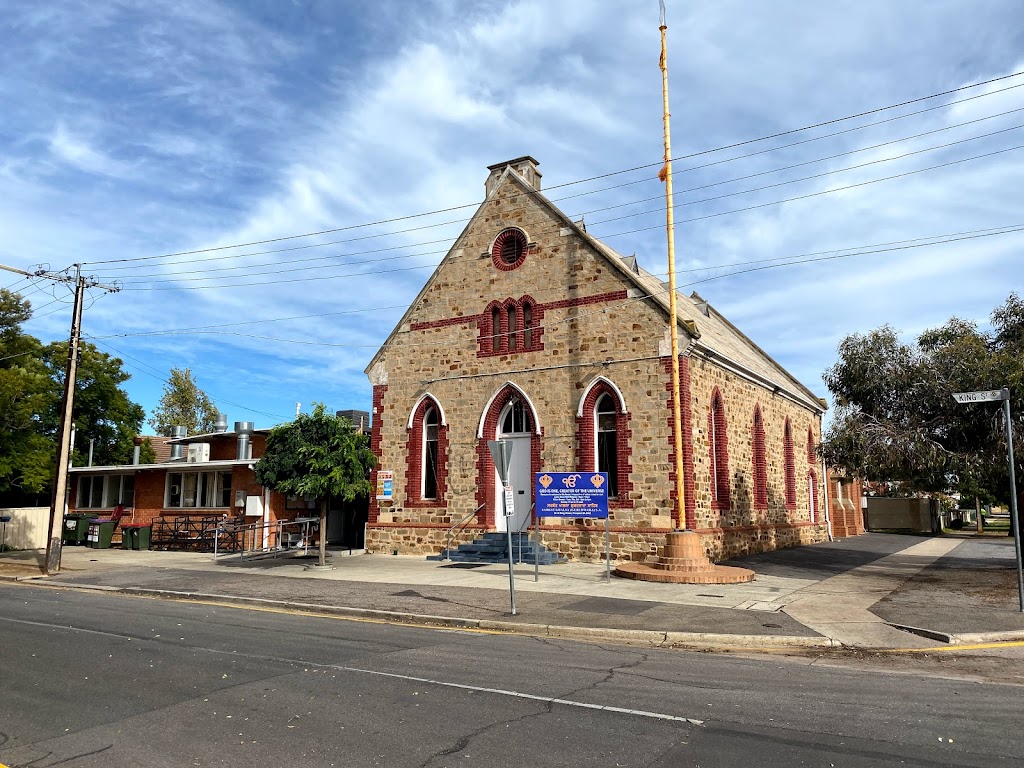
515;503;534;563
444;503;484;561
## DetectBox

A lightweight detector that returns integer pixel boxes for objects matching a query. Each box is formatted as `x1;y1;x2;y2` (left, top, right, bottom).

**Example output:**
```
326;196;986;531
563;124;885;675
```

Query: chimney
235;422;254;460
214;413;228;433
485;156;541;198
169;425;187;461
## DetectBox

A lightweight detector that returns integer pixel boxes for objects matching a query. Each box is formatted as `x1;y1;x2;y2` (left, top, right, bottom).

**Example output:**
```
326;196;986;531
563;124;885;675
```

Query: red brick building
364;157;855;562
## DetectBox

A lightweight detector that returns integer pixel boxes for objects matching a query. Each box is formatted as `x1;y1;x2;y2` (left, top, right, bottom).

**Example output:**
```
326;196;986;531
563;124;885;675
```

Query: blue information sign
534;472;609;519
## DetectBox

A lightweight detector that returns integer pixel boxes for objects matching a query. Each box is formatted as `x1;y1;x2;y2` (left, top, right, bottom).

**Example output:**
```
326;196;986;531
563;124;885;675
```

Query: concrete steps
428;532;565;565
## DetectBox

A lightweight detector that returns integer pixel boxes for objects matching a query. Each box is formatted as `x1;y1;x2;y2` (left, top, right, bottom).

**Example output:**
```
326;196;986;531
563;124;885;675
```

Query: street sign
952;389;1007;404
487;440;513;484
534;472;609;519
503;484;515;516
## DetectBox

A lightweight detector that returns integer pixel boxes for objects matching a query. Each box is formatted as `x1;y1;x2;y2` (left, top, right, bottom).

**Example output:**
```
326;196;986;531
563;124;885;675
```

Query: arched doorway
495;397;533;533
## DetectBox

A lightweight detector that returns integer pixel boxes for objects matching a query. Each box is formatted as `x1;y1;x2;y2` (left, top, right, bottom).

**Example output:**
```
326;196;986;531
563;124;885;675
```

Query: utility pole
3;263;119;572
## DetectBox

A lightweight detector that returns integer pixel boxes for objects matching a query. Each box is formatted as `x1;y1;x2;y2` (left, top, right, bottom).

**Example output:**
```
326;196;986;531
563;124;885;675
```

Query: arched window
807;470;818;523
752;406;767;509
501;398;529;434
523;301;533;349
806;427;816;464
405;396;447;507
784;418;796;509
709;390;730;509
507;304;517;351
595;393;619;499
490;306;501;353
423;407;439;499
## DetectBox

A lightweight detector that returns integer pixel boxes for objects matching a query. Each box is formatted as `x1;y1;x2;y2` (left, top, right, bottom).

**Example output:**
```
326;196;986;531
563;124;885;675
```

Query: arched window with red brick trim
783;418;796;509
708;389;730;509
405;396;448;507
807;469;818;523
806;426;816;465
576;378;632;506
478;296;542;356
752;405;768;509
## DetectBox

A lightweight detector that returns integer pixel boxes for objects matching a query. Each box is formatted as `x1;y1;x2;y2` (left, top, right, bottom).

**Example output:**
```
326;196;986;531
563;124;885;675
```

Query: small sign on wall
376;470;394;501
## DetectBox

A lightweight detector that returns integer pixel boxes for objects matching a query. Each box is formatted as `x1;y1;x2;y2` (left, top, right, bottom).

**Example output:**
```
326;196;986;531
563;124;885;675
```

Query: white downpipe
821;455;834;541
262;487;271;550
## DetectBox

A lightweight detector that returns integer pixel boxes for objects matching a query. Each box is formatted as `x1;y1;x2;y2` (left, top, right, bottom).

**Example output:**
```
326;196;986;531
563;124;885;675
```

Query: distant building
364;157;842;562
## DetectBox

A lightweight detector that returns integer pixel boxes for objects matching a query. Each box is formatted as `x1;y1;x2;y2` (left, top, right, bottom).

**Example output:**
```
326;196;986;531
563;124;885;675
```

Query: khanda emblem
591;474;605;488
538;474;553;489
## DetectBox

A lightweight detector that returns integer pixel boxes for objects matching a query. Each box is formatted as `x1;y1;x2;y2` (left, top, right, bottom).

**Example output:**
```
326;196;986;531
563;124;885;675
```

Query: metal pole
45;267;85;575
534;503;539;583
1003;392;1023;612
504;486;517;615
660;9;686;529
605;515;611;581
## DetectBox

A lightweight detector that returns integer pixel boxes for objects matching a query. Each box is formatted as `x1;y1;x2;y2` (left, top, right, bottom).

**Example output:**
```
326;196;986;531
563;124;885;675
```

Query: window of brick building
709;390;730;509
784;419;796;509
806;427;816;464
595;393;620;499
491;228;528;271
752;405;768;509
423;407;439;499
479;297;540;356
808;470;818;522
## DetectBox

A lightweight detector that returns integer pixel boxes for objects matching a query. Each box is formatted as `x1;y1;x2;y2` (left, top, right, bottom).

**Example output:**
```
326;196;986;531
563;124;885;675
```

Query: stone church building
364;157;831;562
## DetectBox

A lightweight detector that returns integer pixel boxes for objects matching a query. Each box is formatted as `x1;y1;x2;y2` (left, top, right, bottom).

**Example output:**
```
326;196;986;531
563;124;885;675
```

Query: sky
2;0;1023;435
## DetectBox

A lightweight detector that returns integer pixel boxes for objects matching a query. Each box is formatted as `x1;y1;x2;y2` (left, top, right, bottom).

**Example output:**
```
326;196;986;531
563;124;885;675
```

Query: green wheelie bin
62;513;99;545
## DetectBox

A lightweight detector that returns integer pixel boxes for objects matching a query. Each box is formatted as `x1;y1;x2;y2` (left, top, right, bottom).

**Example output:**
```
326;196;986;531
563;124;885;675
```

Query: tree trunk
319;497;328;567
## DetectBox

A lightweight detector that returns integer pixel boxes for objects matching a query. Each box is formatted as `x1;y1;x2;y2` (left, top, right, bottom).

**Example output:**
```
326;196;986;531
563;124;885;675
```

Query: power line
81;70;1024;268
100;108;1024;282
89;337;292;423
114;140;1024;292
93;223;1024;348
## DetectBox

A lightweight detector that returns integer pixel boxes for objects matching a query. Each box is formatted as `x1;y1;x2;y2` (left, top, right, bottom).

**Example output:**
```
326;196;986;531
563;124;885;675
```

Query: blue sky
3;0;1023;433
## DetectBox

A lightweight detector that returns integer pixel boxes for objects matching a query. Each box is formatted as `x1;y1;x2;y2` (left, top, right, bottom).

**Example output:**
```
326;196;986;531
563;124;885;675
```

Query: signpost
488;440;517;615
535;472;611;580
953;388;1023;612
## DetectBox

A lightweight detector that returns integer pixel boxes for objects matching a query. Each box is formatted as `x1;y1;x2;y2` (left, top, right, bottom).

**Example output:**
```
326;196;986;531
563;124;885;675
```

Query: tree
0;289;54;501
820;293;1024;532
254;403;376;567
42;340;146;467
149;367;218;436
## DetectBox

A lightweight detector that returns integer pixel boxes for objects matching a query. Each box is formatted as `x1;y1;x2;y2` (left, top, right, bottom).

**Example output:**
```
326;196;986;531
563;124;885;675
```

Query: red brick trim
707;387;730;511
807;469;819;523
368;384;387;523
491;228;528;271
784;417;797;510
752;404;768;510
806;426;816;464
404;396;448;508
575;379;634;509
411;315;475;332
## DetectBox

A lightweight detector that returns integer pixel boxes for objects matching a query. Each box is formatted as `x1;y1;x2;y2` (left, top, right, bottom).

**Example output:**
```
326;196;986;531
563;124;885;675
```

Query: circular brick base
612;530;755;584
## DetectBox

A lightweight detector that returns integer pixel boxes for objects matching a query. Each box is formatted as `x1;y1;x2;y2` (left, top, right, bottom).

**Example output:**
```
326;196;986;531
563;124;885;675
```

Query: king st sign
952;389;1007;404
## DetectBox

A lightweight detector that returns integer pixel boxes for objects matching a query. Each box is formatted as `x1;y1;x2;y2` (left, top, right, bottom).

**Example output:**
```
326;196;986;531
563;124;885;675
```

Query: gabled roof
365;163;824;413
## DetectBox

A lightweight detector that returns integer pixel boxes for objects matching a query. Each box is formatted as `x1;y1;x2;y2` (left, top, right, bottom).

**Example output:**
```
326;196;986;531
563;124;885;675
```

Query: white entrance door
495;399;533;533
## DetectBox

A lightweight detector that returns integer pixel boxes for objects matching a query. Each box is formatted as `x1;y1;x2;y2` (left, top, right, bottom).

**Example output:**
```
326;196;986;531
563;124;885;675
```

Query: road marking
338;665;703;724
2;595;704;727
892;640;1024;653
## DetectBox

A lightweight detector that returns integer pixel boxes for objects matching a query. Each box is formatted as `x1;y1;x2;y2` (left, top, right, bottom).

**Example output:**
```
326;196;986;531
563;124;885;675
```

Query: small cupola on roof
485;156;542;197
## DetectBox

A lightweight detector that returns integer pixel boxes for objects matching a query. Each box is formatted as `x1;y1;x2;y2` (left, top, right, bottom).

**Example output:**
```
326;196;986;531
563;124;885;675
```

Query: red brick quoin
368;384;387;523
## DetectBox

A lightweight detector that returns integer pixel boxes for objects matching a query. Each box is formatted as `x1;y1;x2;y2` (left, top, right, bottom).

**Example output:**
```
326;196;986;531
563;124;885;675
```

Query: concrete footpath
2;532;1023;651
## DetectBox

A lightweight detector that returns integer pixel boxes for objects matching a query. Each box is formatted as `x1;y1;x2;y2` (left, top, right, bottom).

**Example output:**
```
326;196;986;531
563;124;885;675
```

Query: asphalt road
1;583;1022;767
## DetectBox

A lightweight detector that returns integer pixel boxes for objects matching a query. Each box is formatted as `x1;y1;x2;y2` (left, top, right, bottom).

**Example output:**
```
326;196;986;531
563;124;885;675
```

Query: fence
213;517;320;561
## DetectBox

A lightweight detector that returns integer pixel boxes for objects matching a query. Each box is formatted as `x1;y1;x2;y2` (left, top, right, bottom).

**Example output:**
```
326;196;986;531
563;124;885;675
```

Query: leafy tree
255;403;376;567
138;437;157;464
0;289;54;499
820;293;1024;533
149;367;218;436
42;341;146;467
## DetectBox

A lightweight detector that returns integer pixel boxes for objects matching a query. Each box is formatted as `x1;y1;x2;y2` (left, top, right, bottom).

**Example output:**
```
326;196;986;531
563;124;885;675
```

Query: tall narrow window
595;394;619;498
784;419;796;509
523;303;533;349
507;305;517;351
502;398;528;434
806;427;816;464
752;406;768;509
808;471;818;522
423;407;439;499
709;390;730;508
490;307;501;353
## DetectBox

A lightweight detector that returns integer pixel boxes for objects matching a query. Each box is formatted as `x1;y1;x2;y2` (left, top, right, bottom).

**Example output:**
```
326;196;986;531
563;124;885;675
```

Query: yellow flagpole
659;4;686;528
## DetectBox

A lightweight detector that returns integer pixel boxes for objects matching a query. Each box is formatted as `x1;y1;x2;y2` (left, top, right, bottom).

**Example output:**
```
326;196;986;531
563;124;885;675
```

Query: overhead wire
113;140;1024;291
99;106;1024;282
80;71;1024;268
